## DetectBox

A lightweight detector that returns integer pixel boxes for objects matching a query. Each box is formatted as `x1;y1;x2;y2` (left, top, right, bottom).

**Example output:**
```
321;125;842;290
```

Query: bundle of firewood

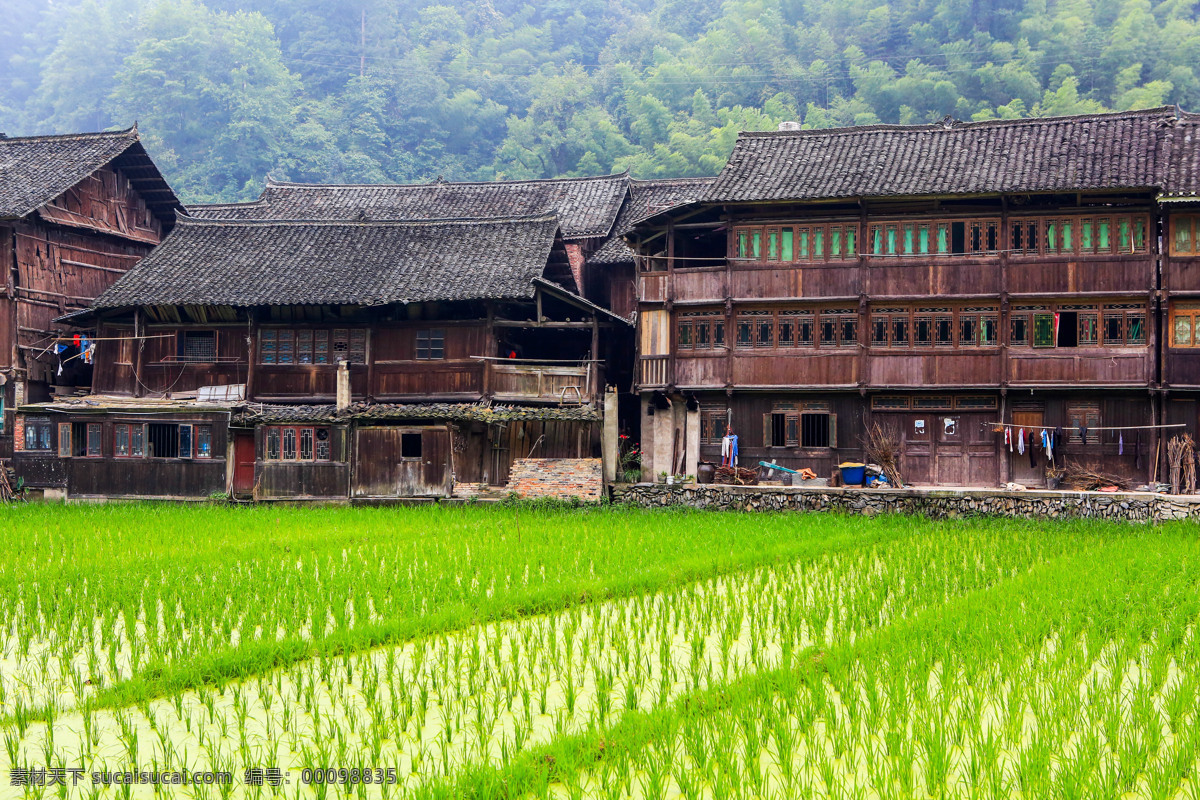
1167;434;1197;495
714;466;758;485
862;421;904;488
1062;461;1129;491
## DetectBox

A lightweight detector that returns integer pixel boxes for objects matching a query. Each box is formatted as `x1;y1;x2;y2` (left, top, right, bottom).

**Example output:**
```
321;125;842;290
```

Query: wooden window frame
1171;304;1200;348
1011;214;1149;257
1066;402;1101;444
868;217;1000;258
1171;214;1199;256
178;330;217;363
400;432;422;461
1008;303;1147;348
263;426;331;462
700;408;728;445
871;395;911;411
113;423;145;459
762;404;836;449
262;328;364;365
196;425;214;459
731;223;858;264
678;311;725;351
415;329;445;360
765;226;781;262
23;418;52;452
85;423;102;458
735;316;755;349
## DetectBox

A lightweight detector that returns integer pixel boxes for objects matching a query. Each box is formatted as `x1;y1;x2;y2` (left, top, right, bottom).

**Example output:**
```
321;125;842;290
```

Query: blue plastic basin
840;465;866;485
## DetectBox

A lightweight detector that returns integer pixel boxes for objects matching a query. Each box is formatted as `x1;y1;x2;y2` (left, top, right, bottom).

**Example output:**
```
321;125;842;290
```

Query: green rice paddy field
0;503;1198;798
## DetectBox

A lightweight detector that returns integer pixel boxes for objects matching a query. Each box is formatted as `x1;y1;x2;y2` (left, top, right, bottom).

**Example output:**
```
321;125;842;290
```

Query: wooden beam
492;320;599;328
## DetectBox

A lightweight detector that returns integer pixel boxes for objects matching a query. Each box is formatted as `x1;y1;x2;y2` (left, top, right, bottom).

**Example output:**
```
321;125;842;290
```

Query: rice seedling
4;503;1190;798
478;527;1200;800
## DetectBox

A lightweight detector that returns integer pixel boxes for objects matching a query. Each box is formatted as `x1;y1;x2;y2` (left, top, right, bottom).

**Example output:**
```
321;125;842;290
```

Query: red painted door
233;432;256;496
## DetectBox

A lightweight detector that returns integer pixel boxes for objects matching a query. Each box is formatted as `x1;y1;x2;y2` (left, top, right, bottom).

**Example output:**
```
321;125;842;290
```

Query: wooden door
1010;408;1044;487
901;414;934;484
931;413;998;486
353;426;451;497
934;414;965;485
232;432;256;496
964;413;1000;486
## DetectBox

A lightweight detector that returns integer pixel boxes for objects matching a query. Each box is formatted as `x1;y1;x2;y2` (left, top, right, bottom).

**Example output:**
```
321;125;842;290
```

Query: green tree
109;0;305;200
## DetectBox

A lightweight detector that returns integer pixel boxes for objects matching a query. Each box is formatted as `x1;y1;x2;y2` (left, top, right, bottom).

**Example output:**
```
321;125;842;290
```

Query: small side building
13;213;627;500
0;127;180;457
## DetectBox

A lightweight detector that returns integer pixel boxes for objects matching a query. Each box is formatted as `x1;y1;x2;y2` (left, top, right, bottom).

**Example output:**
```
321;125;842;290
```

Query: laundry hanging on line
720;433;739;467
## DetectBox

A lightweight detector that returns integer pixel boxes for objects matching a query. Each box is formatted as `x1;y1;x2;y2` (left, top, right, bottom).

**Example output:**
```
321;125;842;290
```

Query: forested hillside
2;0;1198;202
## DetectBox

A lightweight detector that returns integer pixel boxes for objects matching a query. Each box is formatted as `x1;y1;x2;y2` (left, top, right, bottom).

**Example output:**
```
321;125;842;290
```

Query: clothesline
50;334;175;342
986;422;1186;432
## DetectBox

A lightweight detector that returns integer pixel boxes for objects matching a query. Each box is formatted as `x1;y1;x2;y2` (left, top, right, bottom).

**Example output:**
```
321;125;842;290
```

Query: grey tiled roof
95;215;561;309
1162;112;1200;198
234;402;600;425
0;126;180;222
706;107;1199;203
589;177;714;265
189;173;630;240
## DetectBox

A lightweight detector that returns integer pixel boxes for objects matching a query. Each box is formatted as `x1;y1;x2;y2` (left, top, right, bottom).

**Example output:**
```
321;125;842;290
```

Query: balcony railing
639;356;670;388
483;359;594;403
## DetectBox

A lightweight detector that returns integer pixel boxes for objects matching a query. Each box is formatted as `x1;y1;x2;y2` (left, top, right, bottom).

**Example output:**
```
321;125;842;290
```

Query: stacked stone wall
611;484;1200;523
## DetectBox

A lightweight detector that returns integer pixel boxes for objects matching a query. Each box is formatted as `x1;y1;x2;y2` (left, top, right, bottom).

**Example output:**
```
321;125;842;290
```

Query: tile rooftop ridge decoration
171;212;561;229
0;125;138;144
735;106;1188;140
262;171;631;190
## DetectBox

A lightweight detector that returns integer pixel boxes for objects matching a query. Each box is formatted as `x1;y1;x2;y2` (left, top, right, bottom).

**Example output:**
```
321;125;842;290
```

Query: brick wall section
506;458;603;502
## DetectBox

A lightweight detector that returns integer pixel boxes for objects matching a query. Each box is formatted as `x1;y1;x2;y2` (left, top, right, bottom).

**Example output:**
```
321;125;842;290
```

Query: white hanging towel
1017;428;1025;455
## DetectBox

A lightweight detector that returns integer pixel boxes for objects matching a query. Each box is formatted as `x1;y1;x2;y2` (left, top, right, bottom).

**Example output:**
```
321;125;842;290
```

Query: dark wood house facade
0;127;179;458
14;213;628;500
629;107;1200;488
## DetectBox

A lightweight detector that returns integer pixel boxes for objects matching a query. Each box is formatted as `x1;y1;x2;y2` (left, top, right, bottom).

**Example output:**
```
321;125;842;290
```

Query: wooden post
1000;390;1010;485
602;387;618;484
666;220;676;390
723;211;734;392
244;310;257;401
590;316;600;400
483;303;494;400
133;307;145;398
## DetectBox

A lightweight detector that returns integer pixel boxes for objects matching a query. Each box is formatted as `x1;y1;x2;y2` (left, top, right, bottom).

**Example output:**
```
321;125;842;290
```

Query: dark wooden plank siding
257;463;349;499
869;261;1000;297
352;425;450;497
1007;255;1153;295
867;352;1003;387
68;458;226;497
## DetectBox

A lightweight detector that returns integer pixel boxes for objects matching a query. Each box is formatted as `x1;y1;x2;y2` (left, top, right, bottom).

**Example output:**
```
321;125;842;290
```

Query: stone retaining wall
611;483;1200;523
506;458;603;502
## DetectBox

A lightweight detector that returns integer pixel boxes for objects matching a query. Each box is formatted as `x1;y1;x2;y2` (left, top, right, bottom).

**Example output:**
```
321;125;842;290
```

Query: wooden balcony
1008;349;1151;386
639;356;669;389
486;360;594;403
